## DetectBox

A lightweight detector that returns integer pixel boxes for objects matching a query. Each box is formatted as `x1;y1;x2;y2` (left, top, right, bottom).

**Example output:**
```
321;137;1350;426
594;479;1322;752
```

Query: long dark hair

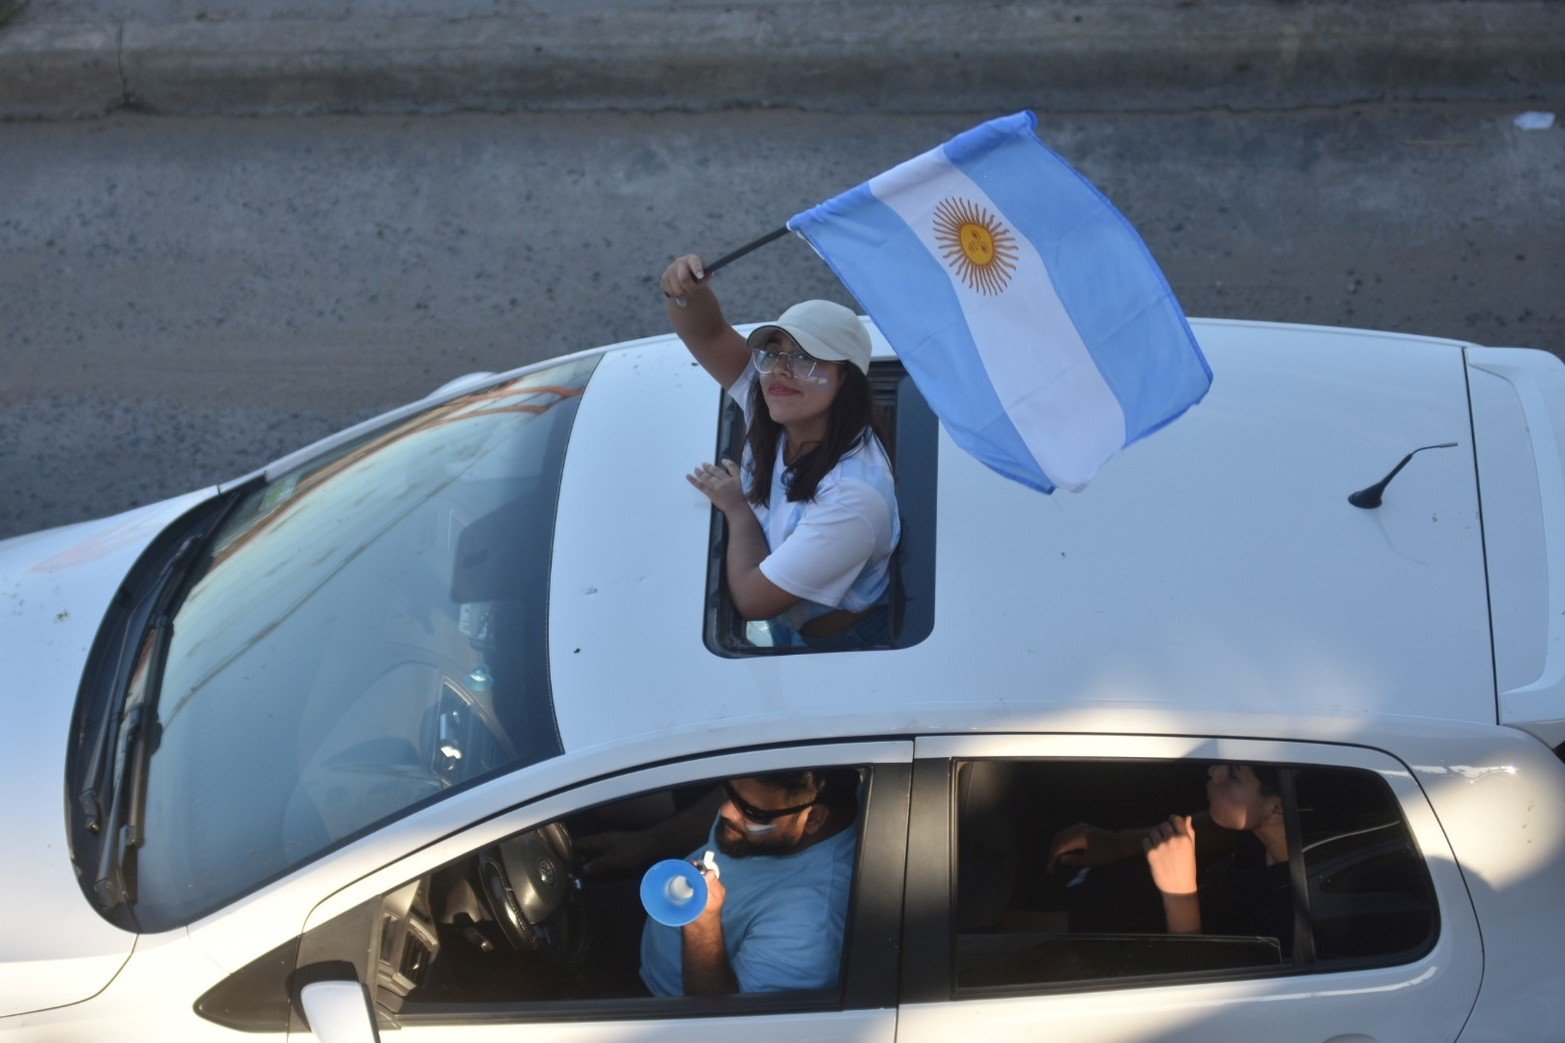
745;364;886;507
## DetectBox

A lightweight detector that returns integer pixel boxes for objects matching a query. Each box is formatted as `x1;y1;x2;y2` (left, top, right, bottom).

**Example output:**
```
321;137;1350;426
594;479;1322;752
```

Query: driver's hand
692;864;726;925
576;830;654;879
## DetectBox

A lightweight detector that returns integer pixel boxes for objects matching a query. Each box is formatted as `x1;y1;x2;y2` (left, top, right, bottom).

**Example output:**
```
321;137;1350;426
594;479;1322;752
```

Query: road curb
0;22;122;119
4;1;1564;120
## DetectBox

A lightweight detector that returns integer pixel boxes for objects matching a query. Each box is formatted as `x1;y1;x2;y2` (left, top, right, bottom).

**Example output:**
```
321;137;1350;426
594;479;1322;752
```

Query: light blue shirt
640;818;858;996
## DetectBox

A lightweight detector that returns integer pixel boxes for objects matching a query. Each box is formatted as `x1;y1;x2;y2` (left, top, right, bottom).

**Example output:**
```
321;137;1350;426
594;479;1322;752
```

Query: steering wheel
478;822;589;971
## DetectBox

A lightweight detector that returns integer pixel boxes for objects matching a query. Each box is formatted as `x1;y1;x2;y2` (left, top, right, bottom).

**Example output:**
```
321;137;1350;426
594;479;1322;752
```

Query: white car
4;318;1564;1043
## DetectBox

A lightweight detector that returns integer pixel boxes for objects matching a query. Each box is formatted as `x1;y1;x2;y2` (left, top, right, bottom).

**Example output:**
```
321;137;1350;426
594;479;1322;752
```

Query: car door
896;734;1482;1043
282;740;910;1043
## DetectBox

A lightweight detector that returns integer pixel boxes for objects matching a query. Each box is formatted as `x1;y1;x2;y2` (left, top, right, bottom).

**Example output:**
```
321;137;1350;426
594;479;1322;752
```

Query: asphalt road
3;103;1562;540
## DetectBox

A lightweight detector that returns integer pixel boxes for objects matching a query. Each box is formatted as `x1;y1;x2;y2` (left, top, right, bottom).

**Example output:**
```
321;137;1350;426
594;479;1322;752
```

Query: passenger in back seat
1048;764;1294;950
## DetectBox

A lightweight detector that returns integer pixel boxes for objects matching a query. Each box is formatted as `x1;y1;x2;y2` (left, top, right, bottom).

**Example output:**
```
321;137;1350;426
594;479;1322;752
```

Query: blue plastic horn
640;858;709;927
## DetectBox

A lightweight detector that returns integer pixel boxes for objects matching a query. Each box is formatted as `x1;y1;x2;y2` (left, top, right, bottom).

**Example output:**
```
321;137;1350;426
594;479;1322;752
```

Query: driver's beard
715;817;796;858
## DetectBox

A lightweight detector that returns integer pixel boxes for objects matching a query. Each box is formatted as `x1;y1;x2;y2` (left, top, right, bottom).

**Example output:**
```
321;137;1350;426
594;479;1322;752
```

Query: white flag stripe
868;150;1127;490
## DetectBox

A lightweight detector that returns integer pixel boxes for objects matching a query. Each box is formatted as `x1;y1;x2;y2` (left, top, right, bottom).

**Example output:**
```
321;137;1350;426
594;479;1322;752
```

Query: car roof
547;319;1491;763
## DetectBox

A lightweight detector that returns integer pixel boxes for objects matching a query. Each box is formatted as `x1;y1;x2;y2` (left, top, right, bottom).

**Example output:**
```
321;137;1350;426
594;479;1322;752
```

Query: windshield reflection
131;357;596;929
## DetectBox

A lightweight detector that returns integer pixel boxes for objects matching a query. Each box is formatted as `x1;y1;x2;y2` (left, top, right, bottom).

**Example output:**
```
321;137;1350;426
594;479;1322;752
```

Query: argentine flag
787;111;1211;493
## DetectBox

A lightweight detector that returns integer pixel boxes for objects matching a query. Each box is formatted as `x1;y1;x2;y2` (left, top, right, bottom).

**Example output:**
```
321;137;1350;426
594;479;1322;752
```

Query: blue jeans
768;605;891;652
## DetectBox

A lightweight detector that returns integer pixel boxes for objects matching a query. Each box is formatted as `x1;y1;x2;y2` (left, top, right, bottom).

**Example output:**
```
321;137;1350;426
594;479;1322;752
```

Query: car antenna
1348;442;1458;509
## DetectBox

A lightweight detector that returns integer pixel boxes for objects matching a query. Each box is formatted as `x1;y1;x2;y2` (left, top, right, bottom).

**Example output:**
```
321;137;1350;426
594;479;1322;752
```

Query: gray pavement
3;103;1562;540
2;0;1563;121
1;1;1563;541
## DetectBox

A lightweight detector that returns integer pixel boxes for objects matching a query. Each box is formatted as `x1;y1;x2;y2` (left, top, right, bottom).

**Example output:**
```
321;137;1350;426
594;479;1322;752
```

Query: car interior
953;759;1437;991
369;770;868;1015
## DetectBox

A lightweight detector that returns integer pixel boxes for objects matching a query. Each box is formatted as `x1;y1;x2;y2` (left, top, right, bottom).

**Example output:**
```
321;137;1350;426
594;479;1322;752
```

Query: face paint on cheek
720;813;779;838
797;369;833;389
739;819;781;835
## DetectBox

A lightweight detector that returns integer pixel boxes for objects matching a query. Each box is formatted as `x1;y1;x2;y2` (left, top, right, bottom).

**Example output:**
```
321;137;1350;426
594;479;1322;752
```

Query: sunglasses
722;780;819;826
750;346;837;380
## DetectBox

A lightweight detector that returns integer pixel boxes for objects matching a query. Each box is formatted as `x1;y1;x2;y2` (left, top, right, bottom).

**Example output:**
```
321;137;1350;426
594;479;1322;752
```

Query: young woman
661;253;899;651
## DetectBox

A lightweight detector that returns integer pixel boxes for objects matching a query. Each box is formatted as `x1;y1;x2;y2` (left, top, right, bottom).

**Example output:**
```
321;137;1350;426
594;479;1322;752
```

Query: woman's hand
661;251;745;386
687;459;748;516
1145;814;1200;934
1143;814;1198;896
661;253;707;306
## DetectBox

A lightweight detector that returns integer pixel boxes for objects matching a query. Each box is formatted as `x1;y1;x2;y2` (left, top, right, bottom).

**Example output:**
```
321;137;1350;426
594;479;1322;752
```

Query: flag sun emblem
933;197;1018;295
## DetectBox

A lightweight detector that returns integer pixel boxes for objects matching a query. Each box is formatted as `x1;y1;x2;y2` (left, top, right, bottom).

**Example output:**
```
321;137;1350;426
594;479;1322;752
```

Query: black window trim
910;754;1444;1005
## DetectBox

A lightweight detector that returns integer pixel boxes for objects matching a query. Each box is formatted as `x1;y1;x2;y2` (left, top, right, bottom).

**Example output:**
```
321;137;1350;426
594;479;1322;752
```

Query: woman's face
1205;763;1280;832
757;333;843;430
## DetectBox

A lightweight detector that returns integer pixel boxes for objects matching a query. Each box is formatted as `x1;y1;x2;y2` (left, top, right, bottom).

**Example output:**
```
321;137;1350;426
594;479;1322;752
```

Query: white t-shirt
728;366;900;627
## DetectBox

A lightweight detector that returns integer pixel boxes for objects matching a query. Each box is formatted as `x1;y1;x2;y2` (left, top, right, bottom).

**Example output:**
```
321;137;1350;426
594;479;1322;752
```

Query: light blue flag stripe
947;113;1211;442
790;181;1057;493
789;110;1210;492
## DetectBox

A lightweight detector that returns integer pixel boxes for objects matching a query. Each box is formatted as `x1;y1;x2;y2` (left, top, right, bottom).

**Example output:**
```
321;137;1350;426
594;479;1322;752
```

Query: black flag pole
667;226;791;305
703;226;790;277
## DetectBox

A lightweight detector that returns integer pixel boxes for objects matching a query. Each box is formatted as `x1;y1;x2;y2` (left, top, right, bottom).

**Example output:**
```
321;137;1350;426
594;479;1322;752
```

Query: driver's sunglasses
722;780;819;825
750;346;832;379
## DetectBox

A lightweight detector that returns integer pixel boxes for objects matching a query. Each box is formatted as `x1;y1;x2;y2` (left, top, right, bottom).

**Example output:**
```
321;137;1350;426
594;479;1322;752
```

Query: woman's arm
661;254;748;389
687;460;801;620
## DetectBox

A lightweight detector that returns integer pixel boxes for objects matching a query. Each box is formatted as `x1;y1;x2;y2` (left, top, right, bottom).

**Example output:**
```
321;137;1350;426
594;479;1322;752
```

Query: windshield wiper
83;479;260;913
92;660;163;912
76;530;206;839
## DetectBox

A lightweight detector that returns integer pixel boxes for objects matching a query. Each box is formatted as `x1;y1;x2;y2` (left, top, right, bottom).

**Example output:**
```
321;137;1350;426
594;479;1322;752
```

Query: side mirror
298;980;381;1043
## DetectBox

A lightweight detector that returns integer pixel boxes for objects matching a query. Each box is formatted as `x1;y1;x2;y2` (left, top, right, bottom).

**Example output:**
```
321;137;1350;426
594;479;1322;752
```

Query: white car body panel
370;1009;897;1043
552;320;1490;763
1467;346;1565;748
0;488;216;1018
4;928;277;1041
1405;723;1565;1040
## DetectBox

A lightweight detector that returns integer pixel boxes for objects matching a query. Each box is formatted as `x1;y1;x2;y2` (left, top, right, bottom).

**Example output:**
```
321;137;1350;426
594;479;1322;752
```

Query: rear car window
951;759;1437;993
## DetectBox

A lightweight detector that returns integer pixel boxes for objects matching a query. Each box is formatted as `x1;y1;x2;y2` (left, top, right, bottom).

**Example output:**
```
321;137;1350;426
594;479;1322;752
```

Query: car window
951;759;1437;994
1293;766;1440;964
126;355;598;929
704;361;937;657
291;767;875;1027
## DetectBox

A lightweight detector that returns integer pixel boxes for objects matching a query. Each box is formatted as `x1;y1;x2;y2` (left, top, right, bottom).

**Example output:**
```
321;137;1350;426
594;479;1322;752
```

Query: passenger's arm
686;460;801;621
1048;811;1216;872
661;254;748;388
1047;822;1145;870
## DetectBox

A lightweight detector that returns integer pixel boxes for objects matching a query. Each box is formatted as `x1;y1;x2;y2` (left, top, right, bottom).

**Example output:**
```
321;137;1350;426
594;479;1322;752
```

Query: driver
638;770;857;996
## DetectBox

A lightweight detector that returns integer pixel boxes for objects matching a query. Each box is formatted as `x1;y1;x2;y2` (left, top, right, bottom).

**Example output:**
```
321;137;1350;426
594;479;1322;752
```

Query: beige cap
745;300;872;374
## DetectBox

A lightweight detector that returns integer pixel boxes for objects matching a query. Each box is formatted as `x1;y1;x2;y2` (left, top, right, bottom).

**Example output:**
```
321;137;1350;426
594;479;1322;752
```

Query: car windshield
130;355;598;929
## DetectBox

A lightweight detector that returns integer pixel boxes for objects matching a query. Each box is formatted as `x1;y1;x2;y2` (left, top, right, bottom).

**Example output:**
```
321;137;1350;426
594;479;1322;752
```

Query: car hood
0;488;216;1017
